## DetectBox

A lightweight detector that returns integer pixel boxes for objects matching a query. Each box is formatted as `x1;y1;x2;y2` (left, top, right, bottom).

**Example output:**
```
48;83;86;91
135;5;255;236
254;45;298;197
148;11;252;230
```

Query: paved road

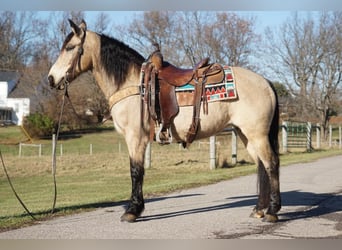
1;155;341;239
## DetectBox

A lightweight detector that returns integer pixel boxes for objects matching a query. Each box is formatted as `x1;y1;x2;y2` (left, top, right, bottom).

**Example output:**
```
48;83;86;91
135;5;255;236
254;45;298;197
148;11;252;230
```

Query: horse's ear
79;19;87;31
69;19;81;36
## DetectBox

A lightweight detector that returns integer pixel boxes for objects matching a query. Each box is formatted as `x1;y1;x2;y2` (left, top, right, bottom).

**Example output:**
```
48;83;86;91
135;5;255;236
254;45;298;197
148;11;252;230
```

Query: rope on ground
0;149;37;221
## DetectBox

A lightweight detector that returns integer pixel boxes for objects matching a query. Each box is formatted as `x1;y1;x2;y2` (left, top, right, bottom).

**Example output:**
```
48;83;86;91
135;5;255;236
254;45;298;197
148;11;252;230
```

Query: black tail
268;80;280;157
257;79;280;209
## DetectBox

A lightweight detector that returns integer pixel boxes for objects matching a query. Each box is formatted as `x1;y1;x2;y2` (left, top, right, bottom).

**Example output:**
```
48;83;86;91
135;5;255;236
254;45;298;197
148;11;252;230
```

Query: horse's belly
171;102;231;142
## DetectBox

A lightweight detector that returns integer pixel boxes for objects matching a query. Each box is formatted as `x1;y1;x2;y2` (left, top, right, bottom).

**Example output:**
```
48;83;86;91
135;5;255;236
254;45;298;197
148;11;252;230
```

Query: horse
48;19;281;223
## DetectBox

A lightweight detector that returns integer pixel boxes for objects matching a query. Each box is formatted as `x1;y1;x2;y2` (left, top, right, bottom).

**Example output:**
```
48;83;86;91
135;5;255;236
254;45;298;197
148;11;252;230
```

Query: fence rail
282;121;342;152
8;122;341;170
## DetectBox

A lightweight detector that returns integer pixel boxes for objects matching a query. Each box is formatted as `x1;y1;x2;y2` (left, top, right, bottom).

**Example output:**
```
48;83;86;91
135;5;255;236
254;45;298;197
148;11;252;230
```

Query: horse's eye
65;45;75;52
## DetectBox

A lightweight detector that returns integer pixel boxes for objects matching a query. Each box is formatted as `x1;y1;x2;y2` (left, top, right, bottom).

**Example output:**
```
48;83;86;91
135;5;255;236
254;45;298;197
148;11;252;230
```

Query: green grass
0;125;341;231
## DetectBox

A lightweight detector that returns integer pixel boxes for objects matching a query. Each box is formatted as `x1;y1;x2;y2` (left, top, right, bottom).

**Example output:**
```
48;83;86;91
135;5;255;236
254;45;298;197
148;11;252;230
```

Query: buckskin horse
48;20;281;223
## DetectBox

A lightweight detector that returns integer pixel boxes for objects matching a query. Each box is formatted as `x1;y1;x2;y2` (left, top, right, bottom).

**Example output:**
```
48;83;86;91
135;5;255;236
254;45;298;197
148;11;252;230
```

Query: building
0;71;30;125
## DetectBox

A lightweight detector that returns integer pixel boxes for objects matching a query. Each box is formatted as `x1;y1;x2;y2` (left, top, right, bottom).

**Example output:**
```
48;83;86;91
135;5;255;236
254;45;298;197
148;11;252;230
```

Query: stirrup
156;126;172;144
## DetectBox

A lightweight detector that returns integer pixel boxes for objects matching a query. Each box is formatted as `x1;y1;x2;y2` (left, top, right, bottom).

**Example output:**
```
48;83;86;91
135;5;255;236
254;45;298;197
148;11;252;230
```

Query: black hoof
120;213;138;223
250;208;265;218
262;214;278;223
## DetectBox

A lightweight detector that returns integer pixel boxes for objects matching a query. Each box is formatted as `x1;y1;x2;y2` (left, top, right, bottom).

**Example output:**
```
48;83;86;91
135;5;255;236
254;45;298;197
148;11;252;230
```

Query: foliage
273;82;290;98
23;112;55;138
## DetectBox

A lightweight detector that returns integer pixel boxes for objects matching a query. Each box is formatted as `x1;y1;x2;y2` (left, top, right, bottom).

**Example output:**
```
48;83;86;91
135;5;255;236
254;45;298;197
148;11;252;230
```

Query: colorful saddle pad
175;66;237;102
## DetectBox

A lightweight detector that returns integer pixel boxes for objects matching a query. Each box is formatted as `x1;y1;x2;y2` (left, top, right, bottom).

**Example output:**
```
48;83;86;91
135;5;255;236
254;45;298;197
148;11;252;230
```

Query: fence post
282;121;288;153
60;144;63;156
209;136;216;170
306;122;312;151
90;144;93;155
52;134;56;175
231;129;237;165
19;143;22;157
39;144;42;157
339;126;341;149
329;125;332;148
145;142;151;169
316;123;321;149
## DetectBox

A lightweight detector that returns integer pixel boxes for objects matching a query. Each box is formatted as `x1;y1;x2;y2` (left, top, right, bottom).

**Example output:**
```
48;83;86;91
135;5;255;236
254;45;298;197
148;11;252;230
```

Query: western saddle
141;48;224;147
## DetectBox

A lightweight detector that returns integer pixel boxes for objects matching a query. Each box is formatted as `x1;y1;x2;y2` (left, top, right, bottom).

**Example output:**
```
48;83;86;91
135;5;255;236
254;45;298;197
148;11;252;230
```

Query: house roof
329;116;342;125
0;71;20;83
0;70;21;96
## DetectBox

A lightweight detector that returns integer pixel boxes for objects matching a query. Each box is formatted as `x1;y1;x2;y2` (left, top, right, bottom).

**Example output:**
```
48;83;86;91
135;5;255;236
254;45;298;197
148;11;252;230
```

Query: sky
70;11;307;34
32;11;299;39
2;0;341;12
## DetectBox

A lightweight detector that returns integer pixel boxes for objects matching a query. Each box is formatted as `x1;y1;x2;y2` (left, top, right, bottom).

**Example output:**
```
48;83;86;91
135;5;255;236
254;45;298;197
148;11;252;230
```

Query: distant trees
118;11;259;68
0;11;47;70
264;12;342;137
2;11;341;139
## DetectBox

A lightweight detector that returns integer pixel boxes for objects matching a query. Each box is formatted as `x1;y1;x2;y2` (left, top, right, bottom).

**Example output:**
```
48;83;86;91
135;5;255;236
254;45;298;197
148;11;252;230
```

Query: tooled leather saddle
141;48;224;147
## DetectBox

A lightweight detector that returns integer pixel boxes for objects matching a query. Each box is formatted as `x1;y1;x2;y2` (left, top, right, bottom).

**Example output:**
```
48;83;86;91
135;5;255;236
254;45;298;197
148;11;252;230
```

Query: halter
58;31;86;89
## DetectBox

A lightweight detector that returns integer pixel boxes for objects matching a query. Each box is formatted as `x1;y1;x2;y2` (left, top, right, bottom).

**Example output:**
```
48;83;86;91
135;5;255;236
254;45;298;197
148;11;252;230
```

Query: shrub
23;113;55;138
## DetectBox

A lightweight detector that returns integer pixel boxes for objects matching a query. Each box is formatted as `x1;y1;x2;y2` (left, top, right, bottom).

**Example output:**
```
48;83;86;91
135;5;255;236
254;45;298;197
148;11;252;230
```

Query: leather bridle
57;31;86;89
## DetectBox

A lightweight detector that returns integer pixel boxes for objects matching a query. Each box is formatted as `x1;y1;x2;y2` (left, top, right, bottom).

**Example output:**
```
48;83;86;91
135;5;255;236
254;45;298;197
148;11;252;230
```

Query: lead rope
51;81;69;214
0;149;37;220
0;81;68;220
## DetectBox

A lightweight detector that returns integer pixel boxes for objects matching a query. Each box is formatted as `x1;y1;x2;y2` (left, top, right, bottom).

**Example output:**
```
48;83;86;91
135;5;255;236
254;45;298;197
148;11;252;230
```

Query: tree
264;12;342;138
0;11;47;70
93;12;112;34
47;11;85;61
205;12;259;68
117;11;181;63
115;11;259;68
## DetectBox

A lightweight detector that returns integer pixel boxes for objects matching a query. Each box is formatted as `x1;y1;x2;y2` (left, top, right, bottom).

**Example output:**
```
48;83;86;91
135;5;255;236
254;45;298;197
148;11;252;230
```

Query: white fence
145;127;238;170
19;143;42;157
16;123;341;170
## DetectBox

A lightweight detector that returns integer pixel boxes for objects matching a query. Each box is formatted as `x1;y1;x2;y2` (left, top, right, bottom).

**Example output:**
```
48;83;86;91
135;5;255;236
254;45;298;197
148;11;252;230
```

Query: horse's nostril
48;75;54;86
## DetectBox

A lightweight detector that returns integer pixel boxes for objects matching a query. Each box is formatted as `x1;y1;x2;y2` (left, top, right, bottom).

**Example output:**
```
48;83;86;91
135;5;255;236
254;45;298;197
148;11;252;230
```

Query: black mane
99;34;145;88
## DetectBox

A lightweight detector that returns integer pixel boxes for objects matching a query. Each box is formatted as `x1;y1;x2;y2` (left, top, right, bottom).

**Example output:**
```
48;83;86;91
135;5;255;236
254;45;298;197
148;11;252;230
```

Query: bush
23;113;55;138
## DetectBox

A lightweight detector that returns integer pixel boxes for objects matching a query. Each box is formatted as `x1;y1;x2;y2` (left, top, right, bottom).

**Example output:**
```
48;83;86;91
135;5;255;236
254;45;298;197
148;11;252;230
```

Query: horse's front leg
120;157;145;223
112;96;150;223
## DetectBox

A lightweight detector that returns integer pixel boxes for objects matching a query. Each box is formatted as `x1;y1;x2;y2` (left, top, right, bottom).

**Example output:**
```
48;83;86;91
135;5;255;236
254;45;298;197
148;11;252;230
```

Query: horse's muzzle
48;75;65;90
48;75;55;88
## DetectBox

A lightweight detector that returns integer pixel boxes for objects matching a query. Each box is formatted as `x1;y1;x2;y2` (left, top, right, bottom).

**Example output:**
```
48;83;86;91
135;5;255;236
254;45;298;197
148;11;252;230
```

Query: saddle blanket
175;66;237;102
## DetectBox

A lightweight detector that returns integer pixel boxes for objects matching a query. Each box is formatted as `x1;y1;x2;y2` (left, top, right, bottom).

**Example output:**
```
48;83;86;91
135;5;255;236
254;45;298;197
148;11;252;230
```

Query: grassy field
0;125;341;231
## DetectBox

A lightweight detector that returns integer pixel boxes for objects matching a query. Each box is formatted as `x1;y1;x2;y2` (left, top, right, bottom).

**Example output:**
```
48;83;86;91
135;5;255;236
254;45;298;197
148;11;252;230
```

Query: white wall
6;98;30;125
0;81;30;125
0;81;8;100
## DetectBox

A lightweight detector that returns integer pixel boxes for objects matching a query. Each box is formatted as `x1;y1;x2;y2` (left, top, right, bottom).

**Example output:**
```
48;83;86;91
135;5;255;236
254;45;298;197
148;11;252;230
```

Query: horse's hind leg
237;128;280;222
236;129;270;219
251;137;281;222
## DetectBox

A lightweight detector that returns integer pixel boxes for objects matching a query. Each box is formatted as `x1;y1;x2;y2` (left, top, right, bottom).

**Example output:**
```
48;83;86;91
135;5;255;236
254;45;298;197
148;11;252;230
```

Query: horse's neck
92;69;116;99
88;33;141;100
92;66;140;99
